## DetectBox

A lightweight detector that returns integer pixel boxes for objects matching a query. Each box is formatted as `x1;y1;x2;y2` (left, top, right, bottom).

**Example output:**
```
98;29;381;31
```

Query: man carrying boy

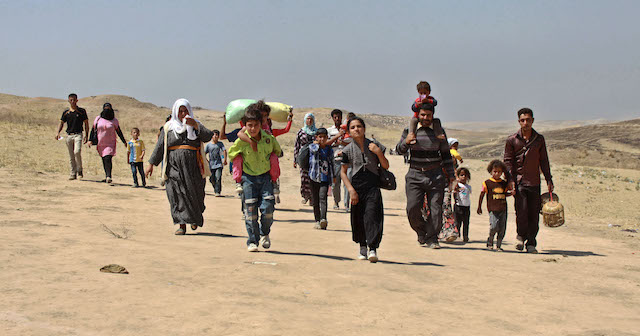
504;108;553;254
127;128;146;187
308;128;335;230
396;105;456;248
205;130;227;196
55;93;88;180
327;109;347;210
227;101;282;252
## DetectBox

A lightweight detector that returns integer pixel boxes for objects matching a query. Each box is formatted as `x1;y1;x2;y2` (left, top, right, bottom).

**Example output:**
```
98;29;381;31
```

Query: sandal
190;224;198;231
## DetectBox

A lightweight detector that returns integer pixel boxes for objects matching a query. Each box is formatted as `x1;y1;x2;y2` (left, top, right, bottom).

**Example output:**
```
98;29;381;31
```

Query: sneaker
132;184;139;188
319;219;328;230
358;246;368;260
247;243;258;252
235;183;243;195
427;242;441;249
496;247;504;252
106;177;112;184
333;204;340;210
526;245;538;254
515;236;525;251
215;192;222;197
314;222;322;230
260;235;271;249
368;249;378;263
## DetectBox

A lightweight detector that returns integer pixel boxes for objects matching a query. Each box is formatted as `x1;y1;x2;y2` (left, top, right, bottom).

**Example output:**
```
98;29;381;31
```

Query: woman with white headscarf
145;99;214;235
293;113;317;204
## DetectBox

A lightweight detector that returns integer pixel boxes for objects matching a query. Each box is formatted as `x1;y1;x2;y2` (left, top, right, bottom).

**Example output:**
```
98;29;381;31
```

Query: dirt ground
1;153;639;336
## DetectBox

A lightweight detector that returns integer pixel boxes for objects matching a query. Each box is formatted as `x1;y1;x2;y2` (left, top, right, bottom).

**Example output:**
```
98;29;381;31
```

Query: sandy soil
1;155;639;336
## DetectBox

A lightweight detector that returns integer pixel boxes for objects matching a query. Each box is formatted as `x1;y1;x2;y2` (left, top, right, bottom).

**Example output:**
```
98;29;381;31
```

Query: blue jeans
209;167;223;194
130;162;145;186
242;173;275;245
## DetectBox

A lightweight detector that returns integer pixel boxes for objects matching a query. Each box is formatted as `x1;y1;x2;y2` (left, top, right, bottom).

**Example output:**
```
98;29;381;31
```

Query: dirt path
1;156;639;336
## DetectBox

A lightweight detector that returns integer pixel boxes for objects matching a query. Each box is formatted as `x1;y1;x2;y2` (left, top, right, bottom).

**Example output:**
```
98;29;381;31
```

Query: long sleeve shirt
271;119;292;137
503;128;552;186
396;126;455;179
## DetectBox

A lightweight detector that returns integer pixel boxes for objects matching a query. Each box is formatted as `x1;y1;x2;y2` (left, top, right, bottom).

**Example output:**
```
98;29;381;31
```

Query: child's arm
223;149;228;165
477;190;486;215
140;141;145;161
236;126;259;152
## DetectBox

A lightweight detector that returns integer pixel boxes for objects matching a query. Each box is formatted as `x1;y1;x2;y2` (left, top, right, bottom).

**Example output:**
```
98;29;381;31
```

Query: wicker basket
542;200;565;227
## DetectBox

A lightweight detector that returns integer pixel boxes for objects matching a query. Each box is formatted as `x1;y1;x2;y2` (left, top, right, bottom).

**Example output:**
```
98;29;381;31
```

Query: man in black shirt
55;93;88;180
396;105;456;248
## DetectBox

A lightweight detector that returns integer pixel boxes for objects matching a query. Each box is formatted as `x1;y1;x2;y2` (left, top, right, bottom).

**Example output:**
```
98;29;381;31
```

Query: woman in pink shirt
90;103;126;183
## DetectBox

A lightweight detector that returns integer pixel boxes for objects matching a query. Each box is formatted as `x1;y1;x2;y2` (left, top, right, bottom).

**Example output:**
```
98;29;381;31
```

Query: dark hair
246;100;271;118
517;108;533;118
212;130;220;136
419;104;434;112
487;159;507;174
416;81;431;92
131;127;140;133
68;93;78;99
347;117;366;131
166;114;172;122
456;167;471;180
316;127;328;136
331;109;343;118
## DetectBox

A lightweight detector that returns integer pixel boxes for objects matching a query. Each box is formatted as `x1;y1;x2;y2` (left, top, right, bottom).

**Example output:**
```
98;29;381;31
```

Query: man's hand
477;207;483;215
55;133;61;141
548;181;554;194
508;181;516;195
405;133;416;145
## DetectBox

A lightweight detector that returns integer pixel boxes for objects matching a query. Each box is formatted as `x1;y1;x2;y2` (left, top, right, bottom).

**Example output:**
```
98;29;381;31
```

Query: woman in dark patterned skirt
293;113;317;204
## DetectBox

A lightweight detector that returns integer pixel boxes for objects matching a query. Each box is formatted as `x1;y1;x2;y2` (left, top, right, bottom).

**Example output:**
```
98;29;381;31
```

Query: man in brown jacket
504;108;553;254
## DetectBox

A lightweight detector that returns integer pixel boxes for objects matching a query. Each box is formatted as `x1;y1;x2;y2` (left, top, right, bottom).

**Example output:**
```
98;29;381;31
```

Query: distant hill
464;119;640;170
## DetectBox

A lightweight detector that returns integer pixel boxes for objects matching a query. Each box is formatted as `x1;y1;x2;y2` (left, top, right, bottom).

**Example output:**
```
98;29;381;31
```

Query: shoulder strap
515;133;539;157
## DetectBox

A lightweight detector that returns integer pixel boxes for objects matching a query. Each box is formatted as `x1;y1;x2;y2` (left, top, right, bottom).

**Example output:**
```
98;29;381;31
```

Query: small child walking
408;81;445;143
453;167;472;243
204;130;227;196
227;101;282;252
308;128;335;230
477;160;511;251
127;128;146;187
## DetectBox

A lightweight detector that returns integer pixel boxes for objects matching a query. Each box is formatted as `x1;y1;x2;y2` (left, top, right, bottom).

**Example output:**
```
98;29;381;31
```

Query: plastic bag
225;99;257;124
266;102;292;122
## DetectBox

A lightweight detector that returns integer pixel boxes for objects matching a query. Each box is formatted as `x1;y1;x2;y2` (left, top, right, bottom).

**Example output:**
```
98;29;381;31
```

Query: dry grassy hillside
463;119;640;170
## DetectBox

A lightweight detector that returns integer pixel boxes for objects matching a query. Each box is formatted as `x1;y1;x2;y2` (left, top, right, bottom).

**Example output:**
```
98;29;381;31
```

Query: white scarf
168;98;198;140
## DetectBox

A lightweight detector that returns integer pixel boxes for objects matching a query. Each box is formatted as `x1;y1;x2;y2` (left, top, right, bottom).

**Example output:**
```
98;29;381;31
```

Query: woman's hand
184;116;198;129
368;142;382;155
349;189;359;205
145;165;154;178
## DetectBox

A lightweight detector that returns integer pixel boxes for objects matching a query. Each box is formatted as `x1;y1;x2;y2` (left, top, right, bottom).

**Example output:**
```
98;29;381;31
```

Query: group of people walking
56;82;554;262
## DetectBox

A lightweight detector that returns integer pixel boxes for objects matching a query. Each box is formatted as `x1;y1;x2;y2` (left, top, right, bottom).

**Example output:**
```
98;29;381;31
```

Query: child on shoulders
227;101;282;252
408;81;445;143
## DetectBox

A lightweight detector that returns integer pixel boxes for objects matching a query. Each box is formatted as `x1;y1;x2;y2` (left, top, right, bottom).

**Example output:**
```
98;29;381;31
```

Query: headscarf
302;112;317;136
447;138;459;147
100;103;115;120
167;98;198;140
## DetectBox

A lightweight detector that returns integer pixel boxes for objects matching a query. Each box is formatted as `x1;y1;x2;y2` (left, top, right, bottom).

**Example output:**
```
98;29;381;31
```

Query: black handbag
89;126;98;145
378;167;397;190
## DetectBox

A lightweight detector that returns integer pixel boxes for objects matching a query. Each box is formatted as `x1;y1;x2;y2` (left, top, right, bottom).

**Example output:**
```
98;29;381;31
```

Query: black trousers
454;205;470;239
310;181;330;222
514;184;541;247
102;155;113;178
351;187;384;249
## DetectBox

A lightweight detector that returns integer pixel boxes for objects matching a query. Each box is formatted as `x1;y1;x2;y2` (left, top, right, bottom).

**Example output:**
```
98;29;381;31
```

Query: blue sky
1;0;638;121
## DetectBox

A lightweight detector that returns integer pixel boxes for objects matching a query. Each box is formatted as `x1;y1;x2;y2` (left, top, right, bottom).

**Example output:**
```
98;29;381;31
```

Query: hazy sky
1;0;638;121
